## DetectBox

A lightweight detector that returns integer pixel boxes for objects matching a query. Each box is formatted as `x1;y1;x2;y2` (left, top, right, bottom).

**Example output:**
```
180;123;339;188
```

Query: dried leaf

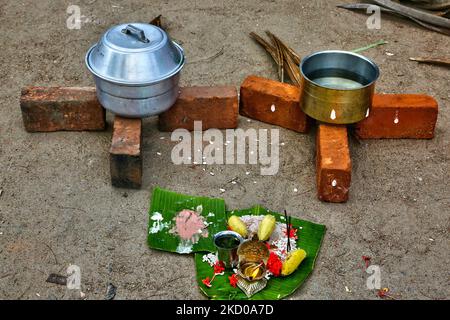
149;15;162;28
283;50;302;86
265;31;301;65
249;32;280;64
250;31;303;85
188;48;224;64
402;0;450;11
372;0;450;29
338;2;450;35
46;274;67;286
409;56;450;66
337;3;395;13
266;32;285;82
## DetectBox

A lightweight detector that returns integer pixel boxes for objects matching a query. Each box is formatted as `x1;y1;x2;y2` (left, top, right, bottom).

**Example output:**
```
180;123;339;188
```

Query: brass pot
299;50;380;124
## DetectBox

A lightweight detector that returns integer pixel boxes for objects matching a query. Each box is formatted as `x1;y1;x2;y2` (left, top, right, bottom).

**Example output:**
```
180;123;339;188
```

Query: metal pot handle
121;24;149;43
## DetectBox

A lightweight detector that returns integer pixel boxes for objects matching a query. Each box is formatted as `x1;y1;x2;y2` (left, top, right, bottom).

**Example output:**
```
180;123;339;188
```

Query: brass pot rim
299;50;380;91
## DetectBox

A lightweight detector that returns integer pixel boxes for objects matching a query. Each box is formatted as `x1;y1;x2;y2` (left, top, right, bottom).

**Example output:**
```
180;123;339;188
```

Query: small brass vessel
237;261;266;282
237;240;270;264
236;240;270;282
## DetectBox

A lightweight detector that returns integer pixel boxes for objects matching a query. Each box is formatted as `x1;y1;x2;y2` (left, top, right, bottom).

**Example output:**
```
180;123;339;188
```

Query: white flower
202;253;219;266
150;212;163;221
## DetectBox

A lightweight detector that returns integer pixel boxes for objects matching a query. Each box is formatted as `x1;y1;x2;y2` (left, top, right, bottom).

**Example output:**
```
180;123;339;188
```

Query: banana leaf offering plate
147;188;326;300
195;206;326;300
147;187;227;253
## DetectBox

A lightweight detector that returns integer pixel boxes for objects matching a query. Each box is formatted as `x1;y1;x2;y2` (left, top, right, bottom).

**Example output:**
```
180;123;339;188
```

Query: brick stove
241;76;438;202
19;75;438;203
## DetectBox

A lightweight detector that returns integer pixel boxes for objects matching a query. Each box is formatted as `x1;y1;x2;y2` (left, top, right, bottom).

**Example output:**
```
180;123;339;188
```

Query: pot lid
86;23;185;85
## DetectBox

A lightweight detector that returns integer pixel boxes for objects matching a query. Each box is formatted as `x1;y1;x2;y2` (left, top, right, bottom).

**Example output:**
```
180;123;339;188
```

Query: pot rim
213;231;244;248
299;50;380;91
85;41;185;86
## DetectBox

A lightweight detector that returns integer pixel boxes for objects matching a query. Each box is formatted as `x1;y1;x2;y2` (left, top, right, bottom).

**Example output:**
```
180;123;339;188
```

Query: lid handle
121;24;149;43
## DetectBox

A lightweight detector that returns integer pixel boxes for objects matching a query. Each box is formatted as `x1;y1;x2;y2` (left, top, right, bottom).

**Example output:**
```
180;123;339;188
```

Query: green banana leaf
147;187;227;253
194;205;326;300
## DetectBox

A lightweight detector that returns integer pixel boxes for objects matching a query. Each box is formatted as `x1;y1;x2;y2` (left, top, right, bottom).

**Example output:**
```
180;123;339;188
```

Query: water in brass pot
309;68;369;90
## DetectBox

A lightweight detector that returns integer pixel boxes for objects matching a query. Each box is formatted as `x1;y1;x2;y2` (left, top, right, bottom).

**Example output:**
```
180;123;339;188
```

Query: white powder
176;239;194;254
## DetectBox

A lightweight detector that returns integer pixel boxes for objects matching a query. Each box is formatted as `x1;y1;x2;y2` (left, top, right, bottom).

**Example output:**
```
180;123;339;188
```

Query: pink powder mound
173;209;208;241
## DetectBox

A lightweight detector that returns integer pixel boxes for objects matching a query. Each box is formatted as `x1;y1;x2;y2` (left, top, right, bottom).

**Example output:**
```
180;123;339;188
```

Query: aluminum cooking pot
299;50;380;124
86;23;185;118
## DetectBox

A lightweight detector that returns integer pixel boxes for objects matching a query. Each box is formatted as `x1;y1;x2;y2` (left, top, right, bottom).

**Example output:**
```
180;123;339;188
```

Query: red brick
158;86;238;131
239;75;310;133
20;86;105;132
355;94;438;139
316;124;352;203
110;116;142;189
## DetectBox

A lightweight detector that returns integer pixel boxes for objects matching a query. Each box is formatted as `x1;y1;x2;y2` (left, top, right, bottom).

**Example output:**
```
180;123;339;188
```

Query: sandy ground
0;0;449;300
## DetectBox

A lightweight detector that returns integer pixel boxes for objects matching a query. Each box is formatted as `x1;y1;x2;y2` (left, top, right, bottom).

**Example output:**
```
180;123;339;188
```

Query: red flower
284;224;297;239
229;274;239;288
266;252;282;277
377;289;386;298
377;288;395;299
202;277;212;288
265;242;271;250
213;261;225;274
377;288;390;299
